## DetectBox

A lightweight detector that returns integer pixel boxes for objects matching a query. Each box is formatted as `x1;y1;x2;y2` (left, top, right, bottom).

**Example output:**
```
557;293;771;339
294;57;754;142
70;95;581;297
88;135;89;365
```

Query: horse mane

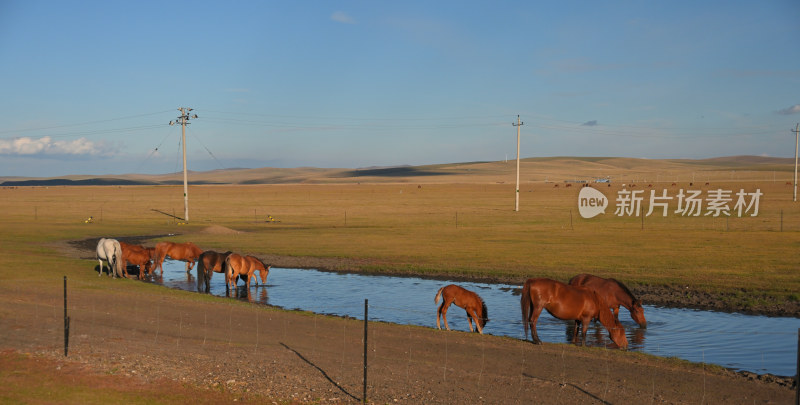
607;278;638;302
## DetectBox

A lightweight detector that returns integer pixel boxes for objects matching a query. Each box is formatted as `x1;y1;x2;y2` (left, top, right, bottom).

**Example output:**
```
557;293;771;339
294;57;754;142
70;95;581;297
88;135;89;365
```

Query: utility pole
793;123;799;202
513;115;524;212
169;108;198;221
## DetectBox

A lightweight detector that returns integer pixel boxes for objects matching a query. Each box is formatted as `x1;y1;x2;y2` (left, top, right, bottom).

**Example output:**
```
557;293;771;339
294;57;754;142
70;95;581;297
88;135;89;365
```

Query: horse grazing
568;273;647;328
520;278;628;349
224;253;271;291
153;241;203;275
434;284;488;334
95;238;124;278
196;250;233;293
119;242;155;279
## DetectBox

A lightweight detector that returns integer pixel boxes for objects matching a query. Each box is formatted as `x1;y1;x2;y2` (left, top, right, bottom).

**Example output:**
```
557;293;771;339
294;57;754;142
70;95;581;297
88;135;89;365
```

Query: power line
0;110;173;135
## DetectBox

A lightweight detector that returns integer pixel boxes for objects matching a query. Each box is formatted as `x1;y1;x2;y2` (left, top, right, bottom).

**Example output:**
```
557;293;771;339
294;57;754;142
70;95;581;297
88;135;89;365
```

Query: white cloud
777;104;800;115
582;120;598;126
0;136;111;156
331;11;355;24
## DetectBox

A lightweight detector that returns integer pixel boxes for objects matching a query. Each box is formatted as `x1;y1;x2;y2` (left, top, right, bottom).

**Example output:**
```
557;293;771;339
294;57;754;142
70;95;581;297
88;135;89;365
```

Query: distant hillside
0;156;795;186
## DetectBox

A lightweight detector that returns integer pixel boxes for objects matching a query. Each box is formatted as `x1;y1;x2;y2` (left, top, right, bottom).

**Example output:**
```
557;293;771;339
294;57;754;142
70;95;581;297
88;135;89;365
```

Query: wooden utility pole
170;108;198;221
793;123;799;202
513;115;524;211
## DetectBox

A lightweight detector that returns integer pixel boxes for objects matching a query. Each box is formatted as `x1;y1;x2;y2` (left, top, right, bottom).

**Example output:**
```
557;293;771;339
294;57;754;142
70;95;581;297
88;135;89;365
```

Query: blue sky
1;1;799;177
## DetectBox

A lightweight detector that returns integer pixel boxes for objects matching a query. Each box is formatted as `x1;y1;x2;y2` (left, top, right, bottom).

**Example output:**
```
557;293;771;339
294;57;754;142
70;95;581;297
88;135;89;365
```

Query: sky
1;1;799;177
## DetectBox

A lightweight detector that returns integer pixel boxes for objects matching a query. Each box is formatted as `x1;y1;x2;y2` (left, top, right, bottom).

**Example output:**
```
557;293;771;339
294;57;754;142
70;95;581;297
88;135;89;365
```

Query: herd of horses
97;238;642;350
94;238;270;293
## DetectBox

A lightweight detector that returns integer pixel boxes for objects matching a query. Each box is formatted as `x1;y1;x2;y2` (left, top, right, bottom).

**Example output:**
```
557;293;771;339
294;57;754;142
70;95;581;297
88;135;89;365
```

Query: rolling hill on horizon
1;155;794;186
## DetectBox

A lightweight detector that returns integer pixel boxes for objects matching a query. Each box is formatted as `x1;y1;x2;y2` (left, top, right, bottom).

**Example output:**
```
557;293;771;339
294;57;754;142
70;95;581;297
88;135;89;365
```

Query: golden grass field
2;156;799;303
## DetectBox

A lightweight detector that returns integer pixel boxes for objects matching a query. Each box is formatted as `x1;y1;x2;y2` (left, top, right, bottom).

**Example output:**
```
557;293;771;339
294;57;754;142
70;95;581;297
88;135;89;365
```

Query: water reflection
152;260;800;376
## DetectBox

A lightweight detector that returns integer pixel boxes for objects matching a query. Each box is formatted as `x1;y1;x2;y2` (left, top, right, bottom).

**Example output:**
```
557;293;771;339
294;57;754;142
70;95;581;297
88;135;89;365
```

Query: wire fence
2;277;796;404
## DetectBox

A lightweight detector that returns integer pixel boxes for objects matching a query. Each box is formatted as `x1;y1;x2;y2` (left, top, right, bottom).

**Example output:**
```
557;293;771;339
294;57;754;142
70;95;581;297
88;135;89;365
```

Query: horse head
630;299;647;328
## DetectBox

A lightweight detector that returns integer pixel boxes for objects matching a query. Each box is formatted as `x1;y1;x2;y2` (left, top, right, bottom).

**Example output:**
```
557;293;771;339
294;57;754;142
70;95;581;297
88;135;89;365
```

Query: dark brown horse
568;273;647;328
153;241;203;275
434;284;488;334
520;278;628;349
224;253;270;291
119;241;155;279
196;250;233;293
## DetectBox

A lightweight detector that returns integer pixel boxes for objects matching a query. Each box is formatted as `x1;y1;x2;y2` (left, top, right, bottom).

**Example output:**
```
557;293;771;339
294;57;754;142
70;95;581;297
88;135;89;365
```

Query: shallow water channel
154;260;799;377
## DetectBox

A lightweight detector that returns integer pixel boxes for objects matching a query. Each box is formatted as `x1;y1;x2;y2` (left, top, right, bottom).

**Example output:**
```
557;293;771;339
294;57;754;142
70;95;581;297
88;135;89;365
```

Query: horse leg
469;308;483;334
465;308;475;333
613;306;620;320
436;303;445;330
98;259;104;276
529;305;544;344
440;302;452;331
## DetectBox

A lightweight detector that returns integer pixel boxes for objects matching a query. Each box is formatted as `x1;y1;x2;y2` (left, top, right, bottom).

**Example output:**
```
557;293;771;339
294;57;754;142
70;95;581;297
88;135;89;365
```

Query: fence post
363;299;368;404
63;276;70;357
795;328;798;405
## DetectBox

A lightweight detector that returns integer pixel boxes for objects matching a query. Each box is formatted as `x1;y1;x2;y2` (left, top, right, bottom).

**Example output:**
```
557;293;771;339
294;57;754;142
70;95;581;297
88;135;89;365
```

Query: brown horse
520;278;628;349
568;273;647;328
196;250;233;293
224;254;270;291
119;242;155;279
434;284;488;334
153;241;203;275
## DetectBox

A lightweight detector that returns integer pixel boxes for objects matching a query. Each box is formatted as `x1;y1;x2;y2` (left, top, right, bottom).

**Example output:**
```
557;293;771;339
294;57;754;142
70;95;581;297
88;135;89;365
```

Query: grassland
2;156;799;311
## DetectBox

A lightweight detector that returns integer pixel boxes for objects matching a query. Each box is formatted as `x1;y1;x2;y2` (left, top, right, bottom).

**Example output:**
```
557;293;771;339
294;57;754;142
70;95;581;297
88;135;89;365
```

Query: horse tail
112;241;125;278
480;298;489;327
196;253;206;292
434;286;444;305
223;255;233;289
520;280;531;340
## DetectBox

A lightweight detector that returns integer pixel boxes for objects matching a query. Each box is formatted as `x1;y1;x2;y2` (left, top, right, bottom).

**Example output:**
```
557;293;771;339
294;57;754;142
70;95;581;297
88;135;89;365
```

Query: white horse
96;238;124;278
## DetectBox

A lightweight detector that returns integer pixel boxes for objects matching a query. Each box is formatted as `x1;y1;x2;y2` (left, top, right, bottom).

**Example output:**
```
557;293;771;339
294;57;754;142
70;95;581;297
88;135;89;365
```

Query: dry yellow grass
1;156;798;301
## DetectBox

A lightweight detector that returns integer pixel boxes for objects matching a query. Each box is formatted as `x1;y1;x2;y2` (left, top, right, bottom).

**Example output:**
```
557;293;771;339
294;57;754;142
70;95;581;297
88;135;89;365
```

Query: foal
434;284;488;334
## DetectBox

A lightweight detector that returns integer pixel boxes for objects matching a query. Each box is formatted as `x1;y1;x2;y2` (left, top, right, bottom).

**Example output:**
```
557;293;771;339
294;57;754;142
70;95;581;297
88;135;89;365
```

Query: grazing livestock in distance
434;284;488;334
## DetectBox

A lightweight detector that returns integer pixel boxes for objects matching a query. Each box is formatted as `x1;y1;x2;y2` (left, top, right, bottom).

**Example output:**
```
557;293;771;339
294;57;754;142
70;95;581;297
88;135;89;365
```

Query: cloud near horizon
582;120;598;126
777;104;800;115
0;136;112;157
331;11;355;24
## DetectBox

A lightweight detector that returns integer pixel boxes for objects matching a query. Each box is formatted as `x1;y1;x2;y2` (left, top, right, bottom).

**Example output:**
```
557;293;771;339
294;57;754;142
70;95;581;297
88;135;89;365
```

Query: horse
153;241;203;275
95;238;124;278
196;250;233;293
224;254;270;291
434;284;488;334
568;273;647;328
520;278;628;350
119;242;155;279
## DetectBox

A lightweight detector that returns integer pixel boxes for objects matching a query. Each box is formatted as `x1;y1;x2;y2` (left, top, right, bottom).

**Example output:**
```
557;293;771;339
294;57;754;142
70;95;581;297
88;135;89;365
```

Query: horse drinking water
153;241;203;275
224;253;270;291
520;278;628;349
568;273;647;328
196;250;233;293
434;284;488;334
119;241;155;280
